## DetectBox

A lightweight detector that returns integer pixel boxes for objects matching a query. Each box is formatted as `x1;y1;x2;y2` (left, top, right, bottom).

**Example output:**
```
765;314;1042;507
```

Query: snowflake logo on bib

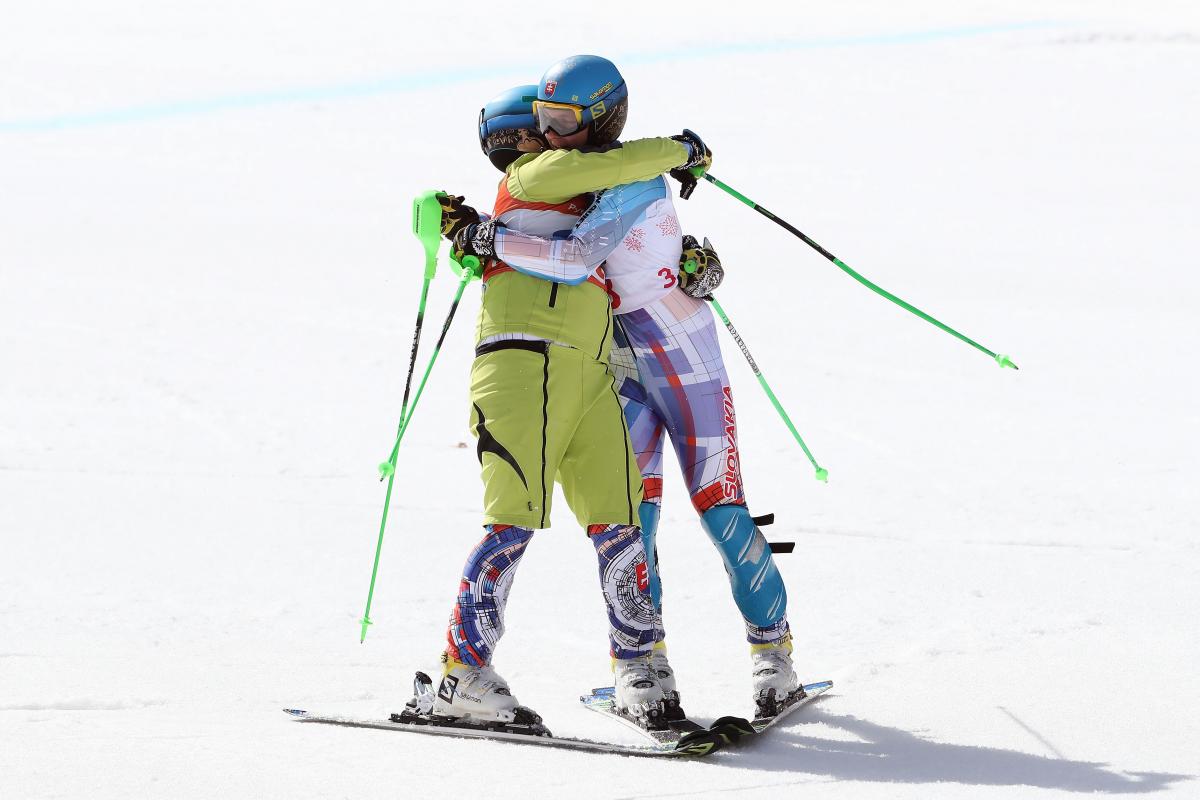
624;227;645;252
656;215;679;237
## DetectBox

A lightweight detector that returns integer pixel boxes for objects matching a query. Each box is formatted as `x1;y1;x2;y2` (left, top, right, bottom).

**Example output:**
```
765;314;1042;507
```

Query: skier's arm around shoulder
505;137;693;203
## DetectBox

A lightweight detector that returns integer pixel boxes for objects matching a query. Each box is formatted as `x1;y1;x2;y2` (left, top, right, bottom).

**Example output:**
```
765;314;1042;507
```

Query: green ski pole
359;192;479;642
360;262;477;642
379;261;478;470
696;171;1018;370
389;191;445;462
707;291;828;483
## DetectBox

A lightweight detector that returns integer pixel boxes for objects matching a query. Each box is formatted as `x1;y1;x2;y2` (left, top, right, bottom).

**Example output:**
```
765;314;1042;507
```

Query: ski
580;679;834;744
286;675;831;758
579;686;754;749
283;708;733;758
752;680;834;734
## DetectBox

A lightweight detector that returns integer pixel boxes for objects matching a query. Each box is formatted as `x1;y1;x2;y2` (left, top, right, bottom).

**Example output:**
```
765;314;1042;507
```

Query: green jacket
505;137;690;204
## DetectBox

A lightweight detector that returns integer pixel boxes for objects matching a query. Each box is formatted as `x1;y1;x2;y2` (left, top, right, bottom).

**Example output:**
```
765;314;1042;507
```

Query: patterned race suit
444;139;691;666
493;169;791;647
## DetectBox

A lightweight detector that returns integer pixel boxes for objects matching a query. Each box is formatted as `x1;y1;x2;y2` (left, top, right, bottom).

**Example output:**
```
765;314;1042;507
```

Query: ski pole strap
700;173;1018;370
709;296;828;483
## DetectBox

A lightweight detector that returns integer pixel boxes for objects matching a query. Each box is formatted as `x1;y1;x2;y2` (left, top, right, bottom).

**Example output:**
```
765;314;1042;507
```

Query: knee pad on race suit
700;504;787;629
587;523;657;659
446;525;535;666
638;501;662;611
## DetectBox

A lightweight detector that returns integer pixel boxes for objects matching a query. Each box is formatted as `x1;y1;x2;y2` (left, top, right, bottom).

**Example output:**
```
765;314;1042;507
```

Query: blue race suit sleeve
494;178;668;285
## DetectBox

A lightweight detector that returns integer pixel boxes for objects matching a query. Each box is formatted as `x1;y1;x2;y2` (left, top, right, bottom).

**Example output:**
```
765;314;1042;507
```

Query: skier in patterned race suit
428;68;712;728
461;60;804;718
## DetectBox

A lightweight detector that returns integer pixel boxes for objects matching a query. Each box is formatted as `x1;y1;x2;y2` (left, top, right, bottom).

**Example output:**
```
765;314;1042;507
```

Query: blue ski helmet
535;55;628;147
478;84;547;172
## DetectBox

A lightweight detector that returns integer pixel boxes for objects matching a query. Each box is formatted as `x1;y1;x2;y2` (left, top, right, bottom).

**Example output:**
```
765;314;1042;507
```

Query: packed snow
2;2;1198;798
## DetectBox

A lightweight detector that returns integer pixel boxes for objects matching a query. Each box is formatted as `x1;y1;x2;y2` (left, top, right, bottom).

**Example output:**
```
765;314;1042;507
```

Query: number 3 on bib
658;268;677;289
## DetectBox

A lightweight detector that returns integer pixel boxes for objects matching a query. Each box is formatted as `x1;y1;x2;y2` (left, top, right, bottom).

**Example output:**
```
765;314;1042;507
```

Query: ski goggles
479;108;538;150
532;100;586;136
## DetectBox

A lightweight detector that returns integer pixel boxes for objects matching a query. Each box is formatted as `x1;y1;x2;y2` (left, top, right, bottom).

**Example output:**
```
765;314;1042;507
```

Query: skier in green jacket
422;66;711;731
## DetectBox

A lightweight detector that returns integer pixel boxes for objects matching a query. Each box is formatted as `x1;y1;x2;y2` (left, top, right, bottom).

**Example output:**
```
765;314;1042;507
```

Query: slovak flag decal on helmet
544;80;557;97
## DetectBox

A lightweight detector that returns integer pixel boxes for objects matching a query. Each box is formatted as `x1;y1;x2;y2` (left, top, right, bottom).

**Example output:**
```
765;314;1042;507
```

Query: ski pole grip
450;253;482;280
412;191;444;280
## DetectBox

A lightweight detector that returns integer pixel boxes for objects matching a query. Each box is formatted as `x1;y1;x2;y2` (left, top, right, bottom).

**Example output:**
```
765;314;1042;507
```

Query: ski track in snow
0;698;167;712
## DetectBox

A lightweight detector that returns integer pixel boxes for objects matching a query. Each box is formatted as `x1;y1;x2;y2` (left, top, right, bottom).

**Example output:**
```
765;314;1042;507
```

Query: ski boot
649;643;686;722
751;637;805;720
397;670;548;735
429;658;541;726
613;655;669;731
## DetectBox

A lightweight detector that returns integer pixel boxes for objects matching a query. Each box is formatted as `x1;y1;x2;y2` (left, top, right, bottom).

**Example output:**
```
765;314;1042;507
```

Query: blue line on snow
1;21;1065;133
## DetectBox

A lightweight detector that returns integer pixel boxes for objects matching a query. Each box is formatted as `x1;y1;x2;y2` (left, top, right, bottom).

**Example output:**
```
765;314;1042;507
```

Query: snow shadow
722;710;1192;793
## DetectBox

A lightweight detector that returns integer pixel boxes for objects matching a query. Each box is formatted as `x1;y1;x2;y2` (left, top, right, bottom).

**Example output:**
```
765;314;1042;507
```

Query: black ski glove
670;167;699;200
452;219;499;261
668;130;711;199
678;235;724;299
438;193;481;240
671;129;712;172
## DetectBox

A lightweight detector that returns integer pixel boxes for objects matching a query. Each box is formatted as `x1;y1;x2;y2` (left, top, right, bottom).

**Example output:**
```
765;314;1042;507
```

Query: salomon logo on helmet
536;55;629;147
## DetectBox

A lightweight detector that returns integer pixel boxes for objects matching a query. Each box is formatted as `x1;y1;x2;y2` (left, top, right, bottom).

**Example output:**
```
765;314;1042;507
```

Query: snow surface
3;2;1199;798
